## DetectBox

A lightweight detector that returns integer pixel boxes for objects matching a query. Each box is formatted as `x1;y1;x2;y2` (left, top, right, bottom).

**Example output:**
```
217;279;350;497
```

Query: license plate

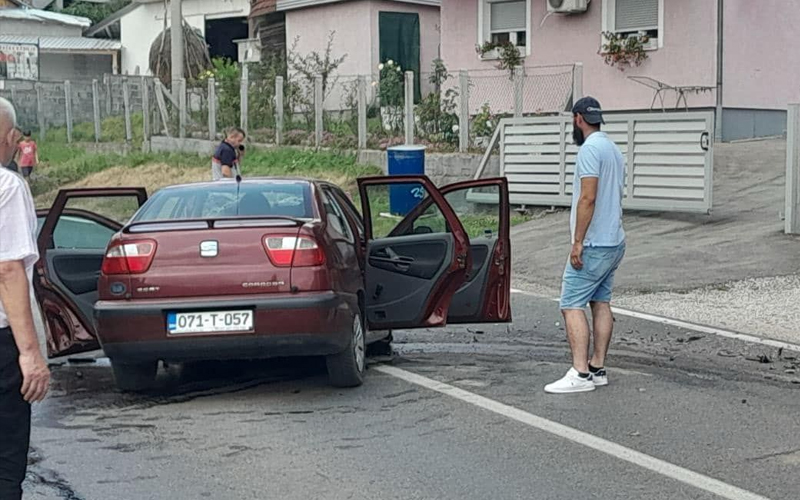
167;310;254;335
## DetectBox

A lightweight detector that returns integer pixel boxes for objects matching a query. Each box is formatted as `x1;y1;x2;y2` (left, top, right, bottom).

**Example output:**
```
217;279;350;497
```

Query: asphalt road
24;292;800;500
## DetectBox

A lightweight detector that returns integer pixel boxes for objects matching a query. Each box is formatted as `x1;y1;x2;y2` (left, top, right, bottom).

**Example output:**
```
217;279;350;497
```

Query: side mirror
414;225;433;235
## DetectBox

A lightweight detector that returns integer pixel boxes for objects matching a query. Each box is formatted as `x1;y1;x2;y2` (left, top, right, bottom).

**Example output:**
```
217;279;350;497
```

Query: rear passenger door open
35;188;147;358
358;176;511;330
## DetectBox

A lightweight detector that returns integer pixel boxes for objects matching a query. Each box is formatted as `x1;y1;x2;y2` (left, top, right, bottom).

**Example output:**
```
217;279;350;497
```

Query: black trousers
0;328;30;500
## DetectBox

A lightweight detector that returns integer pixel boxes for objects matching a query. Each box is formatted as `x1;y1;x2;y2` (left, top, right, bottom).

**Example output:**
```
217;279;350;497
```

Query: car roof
157;177;319;192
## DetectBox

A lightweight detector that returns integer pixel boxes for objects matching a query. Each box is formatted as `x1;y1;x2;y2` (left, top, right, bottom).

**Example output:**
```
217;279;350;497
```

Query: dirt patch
36;163;208;206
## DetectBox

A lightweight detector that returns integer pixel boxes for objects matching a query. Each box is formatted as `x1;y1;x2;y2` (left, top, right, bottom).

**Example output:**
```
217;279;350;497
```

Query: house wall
440;0;717;112
722;0;800;111
120;0;250;76
0;20;82;37
39;53;113;82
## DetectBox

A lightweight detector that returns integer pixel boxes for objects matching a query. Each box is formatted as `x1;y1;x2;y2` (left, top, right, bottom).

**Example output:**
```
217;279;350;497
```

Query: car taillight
264;236;325;267
101;240;157;275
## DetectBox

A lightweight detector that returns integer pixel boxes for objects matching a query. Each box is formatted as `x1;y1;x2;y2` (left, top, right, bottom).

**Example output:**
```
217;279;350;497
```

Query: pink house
440;0;800;141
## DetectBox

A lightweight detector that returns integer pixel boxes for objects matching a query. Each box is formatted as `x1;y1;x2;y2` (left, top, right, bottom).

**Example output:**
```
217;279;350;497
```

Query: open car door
358;176;510;330
35;188;147;358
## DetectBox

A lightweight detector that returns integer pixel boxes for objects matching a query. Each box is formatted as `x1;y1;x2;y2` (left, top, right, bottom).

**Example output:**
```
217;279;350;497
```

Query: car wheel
111;360;158;392
367;331;394;357
326;311;366;388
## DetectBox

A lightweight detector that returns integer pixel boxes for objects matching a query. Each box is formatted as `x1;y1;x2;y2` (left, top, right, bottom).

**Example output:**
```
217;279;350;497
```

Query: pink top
18;141;37;168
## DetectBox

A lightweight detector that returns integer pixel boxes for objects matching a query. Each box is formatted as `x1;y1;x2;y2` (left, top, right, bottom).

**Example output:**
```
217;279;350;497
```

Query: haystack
149;21;212;86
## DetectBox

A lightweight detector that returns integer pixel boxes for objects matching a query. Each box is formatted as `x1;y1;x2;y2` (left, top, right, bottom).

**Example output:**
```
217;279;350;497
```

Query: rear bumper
95;292;356;363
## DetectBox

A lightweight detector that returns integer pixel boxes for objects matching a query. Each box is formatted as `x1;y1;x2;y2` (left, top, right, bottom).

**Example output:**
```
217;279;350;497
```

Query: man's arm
0;260;49;403
570;145;600;270
221;165;233;178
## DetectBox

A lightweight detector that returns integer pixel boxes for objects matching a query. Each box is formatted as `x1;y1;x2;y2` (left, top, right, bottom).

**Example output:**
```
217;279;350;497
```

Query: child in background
16;131;37;180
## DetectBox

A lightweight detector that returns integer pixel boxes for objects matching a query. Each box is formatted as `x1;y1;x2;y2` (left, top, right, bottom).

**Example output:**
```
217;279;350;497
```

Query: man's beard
572;126;585;146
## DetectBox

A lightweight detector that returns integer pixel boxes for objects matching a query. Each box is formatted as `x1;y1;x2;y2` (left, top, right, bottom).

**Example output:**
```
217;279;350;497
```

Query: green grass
46;113;146;144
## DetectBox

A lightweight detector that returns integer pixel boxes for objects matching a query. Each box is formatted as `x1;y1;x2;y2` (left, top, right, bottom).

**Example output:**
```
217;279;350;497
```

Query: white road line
376;365;773;500
510;288;800;353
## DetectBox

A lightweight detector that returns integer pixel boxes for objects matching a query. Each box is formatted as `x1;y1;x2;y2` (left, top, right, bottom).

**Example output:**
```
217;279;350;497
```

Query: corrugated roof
0;6;91;28
0;35;121;52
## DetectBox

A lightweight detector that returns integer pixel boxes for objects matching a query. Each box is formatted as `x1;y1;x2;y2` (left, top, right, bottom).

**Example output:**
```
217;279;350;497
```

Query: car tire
326;310;366;388
111;360;158;392
367;331;394;357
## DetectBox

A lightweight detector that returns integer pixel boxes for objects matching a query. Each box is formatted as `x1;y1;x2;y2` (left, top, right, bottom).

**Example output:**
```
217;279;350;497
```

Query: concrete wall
721;109;787;142
722;0;800;110
0;20;82;37
120;0;250;76
440;0;717;111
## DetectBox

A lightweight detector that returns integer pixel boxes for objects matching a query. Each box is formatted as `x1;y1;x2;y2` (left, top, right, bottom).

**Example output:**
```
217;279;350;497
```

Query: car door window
53;215;117;249
330;189;365;240
320;188;353;242
363;182;451;239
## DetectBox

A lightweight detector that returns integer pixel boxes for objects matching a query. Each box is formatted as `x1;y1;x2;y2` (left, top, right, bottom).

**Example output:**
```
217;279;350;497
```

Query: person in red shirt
15;131;37;180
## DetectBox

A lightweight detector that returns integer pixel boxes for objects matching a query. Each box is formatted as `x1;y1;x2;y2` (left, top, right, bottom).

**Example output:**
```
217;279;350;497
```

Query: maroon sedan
34;176;511;391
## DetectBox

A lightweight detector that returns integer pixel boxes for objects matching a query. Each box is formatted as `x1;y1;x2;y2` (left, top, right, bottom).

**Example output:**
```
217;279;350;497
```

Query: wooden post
141;78;151;144
104;74;111;117
64;80;73;143
314;74;323;148
92;79;101;142
275;76;284;146
513;68;524;118
357;76;367;150
208;77;217;141
572;62;584;104
787;103;800;234
154;82;171;137
178;78;187;139
458;70;469;153
404;71;414;145
122;78;132;143
35;84;46;141
240;64;249;135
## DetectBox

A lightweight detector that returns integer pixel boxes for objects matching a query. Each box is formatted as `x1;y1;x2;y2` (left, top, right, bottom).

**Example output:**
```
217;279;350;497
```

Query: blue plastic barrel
387;145;426;215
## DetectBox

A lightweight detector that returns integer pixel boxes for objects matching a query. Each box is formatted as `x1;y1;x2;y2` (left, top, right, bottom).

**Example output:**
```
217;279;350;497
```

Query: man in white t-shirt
0;97;50;500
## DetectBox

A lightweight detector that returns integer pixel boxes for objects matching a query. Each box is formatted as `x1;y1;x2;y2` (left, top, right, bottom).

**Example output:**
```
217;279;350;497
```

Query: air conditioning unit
547;0;589;14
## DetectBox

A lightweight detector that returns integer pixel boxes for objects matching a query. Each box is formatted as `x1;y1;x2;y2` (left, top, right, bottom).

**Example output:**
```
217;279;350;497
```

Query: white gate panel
498;111;715;214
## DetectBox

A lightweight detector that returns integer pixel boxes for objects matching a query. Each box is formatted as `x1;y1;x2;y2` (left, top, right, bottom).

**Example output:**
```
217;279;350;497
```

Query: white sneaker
544;368;596;394
591;367;608;387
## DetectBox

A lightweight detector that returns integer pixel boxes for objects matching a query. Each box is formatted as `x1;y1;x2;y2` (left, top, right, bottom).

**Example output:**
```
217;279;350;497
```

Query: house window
479;0;531;56
603;0;663;49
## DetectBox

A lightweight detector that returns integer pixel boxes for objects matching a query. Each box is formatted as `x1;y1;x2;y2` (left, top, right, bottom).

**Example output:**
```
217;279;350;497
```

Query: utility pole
170;0;184;101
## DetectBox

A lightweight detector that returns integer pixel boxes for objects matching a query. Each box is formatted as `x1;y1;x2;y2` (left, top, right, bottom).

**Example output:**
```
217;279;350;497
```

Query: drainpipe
715;0;724;141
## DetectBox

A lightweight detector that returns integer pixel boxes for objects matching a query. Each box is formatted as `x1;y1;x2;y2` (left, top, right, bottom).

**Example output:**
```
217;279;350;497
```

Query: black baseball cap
572;96;605;125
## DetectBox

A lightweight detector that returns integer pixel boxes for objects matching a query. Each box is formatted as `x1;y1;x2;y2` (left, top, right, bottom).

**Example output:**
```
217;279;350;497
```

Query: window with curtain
481;0;529;49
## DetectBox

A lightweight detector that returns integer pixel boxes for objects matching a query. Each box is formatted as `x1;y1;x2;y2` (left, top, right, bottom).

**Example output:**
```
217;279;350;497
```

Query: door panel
35;188;147;358
447;240;496;321
366;235;453;325
359;176;469;330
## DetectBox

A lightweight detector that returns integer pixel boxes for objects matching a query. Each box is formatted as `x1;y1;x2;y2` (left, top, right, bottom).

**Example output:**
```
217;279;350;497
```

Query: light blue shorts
560;243;626;310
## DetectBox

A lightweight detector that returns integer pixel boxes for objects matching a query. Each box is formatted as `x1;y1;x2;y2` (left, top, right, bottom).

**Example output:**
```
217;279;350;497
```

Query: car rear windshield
133;182;315;222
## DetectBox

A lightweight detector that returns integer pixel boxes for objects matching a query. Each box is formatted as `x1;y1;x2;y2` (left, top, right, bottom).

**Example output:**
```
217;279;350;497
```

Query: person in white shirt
0;97;50;500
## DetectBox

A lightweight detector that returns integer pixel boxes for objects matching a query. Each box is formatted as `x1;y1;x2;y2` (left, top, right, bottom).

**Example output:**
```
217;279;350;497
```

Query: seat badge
200;240;219;258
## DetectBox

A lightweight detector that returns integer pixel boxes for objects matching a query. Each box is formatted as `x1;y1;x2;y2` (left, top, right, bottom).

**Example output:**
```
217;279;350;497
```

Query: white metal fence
489;111;715;214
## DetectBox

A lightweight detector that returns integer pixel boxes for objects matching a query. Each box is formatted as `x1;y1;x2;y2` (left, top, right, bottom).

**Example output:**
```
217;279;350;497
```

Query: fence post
104;74;111;117
459;70;469;153
207;77;217;141
787;103;800;235
572;62;584;104
275;76;284;146
404;71;415;145
513;68;524;118
178;78;187;139
154;82;171;137
240;64;249;135
35;83;46;141
122;78;132;144
142;78;151;143
92;79;101;142
64;80;73;143
357;76;367;150
314;75;323;148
